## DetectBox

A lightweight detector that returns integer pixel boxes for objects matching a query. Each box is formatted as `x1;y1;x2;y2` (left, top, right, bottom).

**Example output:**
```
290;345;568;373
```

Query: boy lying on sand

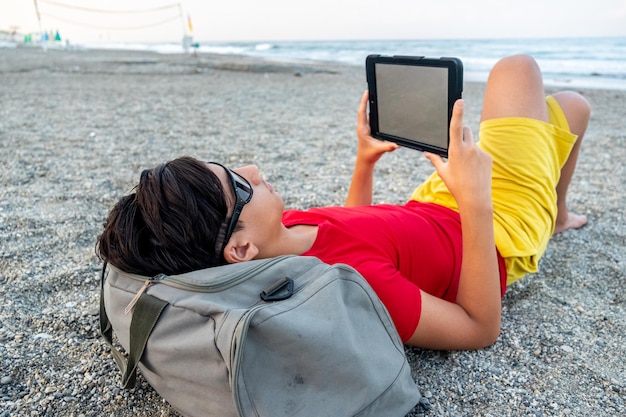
97;54;588;350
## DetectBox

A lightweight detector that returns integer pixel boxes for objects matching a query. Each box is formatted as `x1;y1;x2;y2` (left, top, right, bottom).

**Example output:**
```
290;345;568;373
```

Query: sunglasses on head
208;162;253;257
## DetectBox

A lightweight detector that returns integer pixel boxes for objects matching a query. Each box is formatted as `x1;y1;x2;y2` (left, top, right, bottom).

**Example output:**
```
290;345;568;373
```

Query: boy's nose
233;165;260;184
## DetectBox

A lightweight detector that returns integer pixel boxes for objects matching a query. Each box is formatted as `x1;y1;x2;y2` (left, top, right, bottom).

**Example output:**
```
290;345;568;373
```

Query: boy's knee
492;54;540;77
554;91;591;117
552;91;591;134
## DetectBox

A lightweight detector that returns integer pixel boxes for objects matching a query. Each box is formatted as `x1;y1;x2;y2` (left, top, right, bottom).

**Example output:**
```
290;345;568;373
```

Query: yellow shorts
410;96;578;285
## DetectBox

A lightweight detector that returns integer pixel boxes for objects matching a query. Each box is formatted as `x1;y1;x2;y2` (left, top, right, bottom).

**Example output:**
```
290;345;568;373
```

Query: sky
1;0;626;43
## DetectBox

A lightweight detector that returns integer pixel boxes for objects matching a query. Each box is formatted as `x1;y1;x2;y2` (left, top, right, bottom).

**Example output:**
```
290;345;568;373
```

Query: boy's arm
407;100;501;350
345;91;399;207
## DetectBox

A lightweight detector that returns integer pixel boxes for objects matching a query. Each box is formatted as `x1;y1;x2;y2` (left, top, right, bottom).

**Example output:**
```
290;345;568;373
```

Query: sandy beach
0;46;624;416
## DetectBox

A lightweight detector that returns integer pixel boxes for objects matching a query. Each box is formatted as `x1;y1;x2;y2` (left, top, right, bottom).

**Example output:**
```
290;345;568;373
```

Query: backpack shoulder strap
99;263;168;389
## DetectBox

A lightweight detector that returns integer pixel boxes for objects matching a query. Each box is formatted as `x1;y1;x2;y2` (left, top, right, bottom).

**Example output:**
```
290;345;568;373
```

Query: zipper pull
125;280;151;315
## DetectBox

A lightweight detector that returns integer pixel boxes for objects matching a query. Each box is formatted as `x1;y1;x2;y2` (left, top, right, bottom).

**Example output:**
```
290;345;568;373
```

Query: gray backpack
100;255;421;417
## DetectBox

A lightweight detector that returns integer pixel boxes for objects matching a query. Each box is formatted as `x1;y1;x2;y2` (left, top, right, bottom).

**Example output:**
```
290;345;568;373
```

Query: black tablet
366;55;463;158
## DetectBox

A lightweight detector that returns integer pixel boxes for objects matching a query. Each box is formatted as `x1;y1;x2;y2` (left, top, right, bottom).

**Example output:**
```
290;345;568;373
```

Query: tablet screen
375;63;449;150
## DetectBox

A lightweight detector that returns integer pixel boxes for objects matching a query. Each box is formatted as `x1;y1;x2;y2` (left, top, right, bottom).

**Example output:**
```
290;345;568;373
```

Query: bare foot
554;213;588;235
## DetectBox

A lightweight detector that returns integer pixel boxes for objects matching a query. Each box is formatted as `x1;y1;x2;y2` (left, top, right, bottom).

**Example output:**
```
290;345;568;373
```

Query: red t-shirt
282;201;507;342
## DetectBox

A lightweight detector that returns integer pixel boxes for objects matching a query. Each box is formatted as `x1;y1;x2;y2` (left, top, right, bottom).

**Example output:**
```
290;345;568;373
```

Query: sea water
191;37;626;90
20;36;626;90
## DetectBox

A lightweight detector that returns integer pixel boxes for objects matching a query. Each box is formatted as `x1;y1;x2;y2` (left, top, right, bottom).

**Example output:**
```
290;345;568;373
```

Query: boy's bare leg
480;55;589;235
481;54;549;123
551;91;590;234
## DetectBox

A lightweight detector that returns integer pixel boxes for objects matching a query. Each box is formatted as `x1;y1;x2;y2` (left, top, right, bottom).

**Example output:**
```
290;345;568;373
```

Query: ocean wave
255;43;274;51
64;37;626;90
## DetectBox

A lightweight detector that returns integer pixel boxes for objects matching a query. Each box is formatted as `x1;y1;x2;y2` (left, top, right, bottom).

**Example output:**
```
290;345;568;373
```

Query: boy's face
207;163;285;253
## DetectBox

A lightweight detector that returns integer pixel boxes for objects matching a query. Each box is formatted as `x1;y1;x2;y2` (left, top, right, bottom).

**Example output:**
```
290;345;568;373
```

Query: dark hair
96;156;232;276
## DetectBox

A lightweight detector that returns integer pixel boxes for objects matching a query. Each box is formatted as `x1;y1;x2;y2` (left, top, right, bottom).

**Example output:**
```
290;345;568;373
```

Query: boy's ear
223;238;259;264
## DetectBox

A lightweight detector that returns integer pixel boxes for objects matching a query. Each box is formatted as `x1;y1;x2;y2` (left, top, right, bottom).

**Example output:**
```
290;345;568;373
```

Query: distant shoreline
3;36;626;90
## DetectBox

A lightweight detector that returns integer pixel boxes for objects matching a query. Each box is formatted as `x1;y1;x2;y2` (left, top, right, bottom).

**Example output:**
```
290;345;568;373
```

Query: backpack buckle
260;277;294;301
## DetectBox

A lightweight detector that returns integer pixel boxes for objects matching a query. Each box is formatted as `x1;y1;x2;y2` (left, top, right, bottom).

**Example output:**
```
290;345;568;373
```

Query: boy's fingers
462;126;473;143
384;142;400;152
358;90;369;124
449;99;464;145
425;152;444;170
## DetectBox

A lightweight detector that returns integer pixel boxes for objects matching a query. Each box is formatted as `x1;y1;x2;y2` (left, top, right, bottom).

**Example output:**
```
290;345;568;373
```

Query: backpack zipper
230;304;265;415
114;256;293;293
124;273;167;315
